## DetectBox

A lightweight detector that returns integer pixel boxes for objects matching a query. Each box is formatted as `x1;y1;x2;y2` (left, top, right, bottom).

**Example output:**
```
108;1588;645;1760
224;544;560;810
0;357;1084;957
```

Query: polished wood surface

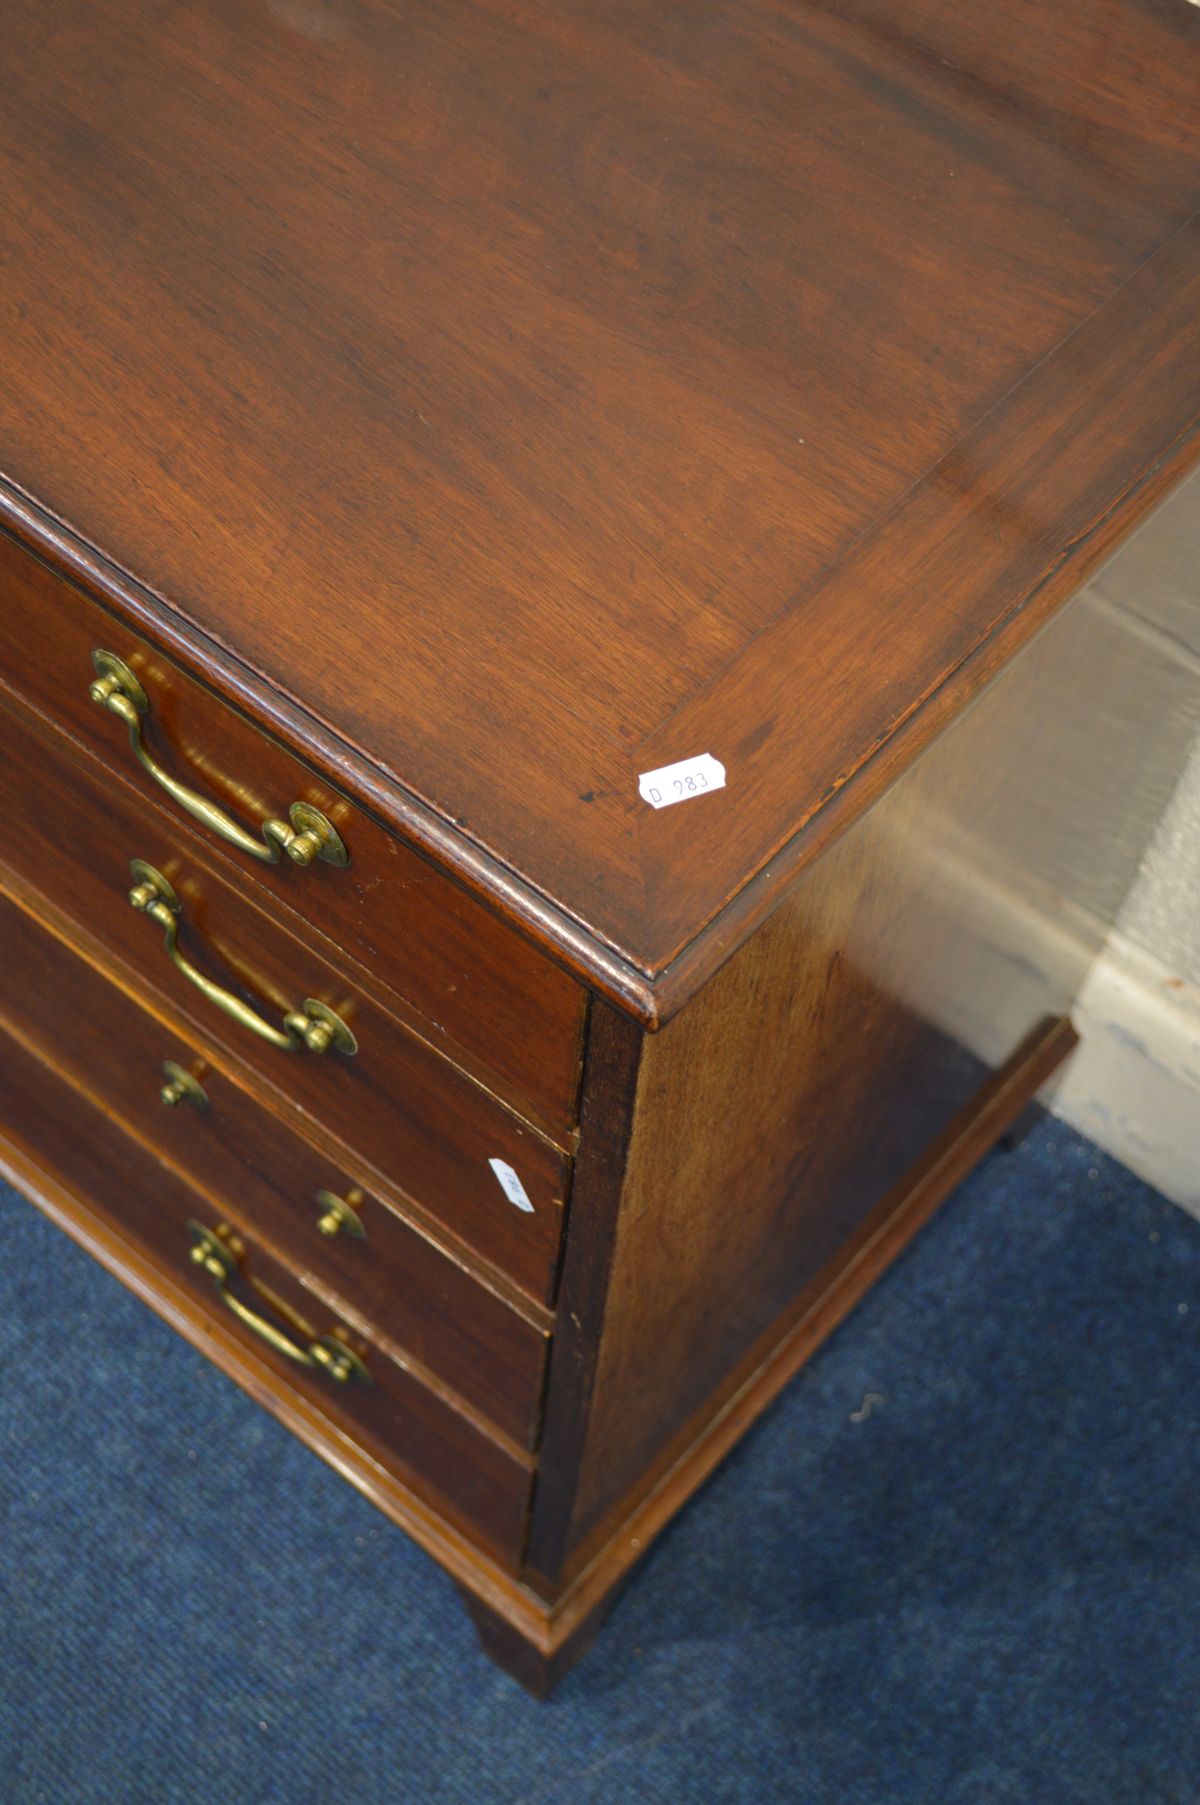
0;0;1196;1001
0;879;549;1448
1;0;1197;1697
0;896;1077;1680
524;1000;643;1584
528;567;1178;1580
0;1016;534;1562
0;529;585;1129
522;1015;1077;1644
0;688;571;1305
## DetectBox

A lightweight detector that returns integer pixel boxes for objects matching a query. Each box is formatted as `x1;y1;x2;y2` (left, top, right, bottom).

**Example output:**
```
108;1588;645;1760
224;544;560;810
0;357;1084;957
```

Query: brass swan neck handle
127;861;357;1057
90;649;349;870
188;1222;370;1385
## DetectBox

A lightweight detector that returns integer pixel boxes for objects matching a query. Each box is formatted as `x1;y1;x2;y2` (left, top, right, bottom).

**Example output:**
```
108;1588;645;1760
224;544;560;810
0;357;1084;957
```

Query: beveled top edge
0;478;665;1024
4;207;1199;1027
7;401;1197;1034
3;0;1198;1019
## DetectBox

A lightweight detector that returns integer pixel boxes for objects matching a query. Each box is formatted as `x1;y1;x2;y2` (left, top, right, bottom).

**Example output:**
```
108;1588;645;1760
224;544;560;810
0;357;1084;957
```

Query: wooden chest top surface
1;0;1198;1003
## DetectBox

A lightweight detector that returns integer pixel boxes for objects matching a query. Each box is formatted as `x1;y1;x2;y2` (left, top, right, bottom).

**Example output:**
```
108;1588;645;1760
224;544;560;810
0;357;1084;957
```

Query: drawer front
0;880;548;1448
0;527;584;1132
0;689;569;1305
0;1017;532;1564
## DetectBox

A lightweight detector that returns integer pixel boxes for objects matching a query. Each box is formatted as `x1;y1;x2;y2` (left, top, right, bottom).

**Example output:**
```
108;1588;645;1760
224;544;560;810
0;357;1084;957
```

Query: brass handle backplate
160;1060;209;1110
188;1221;370;1384
315;1187;366;1240
90;649;349;869
128;860;357;1057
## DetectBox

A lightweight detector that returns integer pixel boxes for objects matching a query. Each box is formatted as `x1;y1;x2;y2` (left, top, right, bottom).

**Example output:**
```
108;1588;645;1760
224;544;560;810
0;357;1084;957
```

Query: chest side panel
546;495;1200;1565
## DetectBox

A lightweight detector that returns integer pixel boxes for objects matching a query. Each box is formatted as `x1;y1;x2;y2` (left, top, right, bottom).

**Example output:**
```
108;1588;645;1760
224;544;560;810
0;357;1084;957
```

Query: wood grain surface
0;688;572;1305
0;879;551;1449
0;526;586;1127
1;0;1196;1004
0;1013;534;1563
527;565;1161;1575
522;1015;1077;1634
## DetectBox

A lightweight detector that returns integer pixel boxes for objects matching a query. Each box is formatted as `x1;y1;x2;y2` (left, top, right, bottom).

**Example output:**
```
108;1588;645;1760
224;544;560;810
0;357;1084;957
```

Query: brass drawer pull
90;649;349;869
188;1221;370;1384
128;860;357;1056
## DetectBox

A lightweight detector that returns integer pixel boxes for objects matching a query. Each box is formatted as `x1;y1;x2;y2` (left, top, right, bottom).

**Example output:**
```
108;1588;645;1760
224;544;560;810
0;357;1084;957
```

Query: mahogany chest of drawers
0;0;1197;1692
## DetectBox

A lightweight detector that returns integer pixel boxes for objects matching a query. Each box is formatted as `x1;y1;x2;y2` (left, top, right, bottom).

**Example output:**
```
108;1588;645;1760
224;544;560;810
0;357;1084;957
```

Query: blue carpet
1;1116;1198;1804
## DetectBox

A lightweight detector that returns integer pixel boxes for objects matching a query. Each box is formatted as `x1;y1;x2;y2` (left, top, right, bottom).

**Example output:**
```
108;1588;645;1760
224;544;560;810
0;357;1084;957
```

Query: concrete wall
1047;469;1200;1210
899;464;1200;1211
1099;475;1200;988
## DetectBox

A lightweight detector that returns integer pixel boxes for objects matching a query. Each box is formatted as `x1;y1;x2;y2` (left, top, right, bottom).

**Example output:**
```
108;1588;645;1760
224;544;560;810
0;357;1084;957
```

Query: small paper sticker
638;753;726;810
489;1158;535;1213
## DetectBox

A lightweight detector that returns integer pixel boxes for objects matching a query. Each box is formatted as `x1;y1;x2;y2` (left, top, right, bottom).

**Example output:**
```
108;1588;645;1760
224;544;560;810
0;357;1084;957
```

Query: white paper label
638;753;726;810
489;1158;535;1213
